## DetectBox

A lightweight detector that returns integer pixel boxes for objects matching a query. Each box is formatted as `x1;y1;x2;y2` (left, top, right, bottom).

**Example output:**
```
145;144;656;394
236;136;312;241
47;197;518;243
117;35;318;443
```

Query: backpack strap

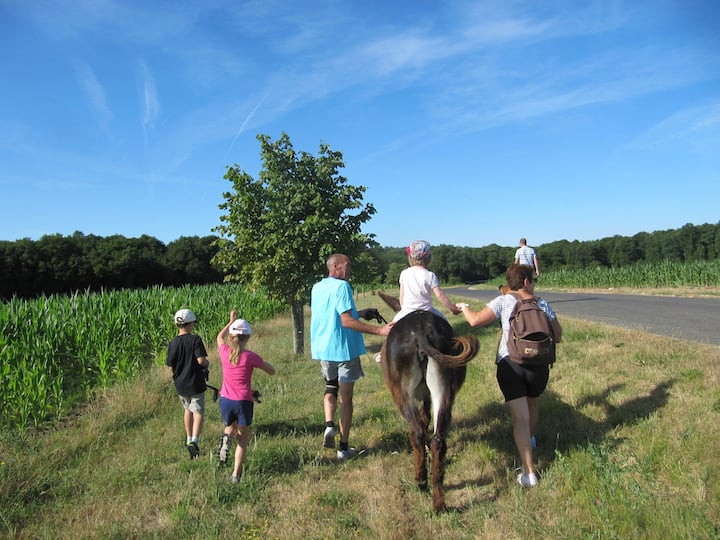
508;291;536;303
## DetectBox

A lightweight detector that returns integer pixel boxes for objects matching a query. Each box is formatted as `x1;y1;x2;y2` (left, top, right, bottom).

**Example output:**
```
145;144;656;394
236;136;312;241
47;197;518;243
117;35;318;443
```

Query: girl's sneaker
217;434;231;464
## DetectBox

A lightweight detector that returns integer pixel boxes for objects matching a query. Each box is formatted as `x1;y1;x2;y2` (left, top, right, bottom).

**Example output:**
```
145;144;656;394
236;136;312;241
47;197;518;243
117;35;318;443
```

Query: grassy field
1;290;719;539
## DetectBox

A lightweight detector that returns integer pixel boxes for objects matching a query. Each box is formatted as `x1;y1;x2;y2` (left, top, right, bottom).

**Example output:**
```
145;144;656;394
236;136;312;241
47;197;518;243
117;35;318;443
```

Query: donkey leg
430;432;448;512
426;359;455;512
409;418;428;491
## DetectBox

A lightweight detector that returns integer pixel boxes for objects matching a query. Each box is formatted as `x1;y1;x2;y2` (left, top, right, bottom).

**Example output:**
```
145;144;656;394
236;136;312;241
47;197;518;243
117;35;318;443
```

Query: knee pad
324;377;339;398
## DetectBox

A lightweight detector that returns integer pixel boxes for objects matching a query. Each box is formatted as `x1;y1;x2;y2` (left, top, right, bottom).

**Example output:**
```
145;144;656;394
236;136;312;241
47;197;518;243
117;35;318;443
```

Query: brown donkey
380;310;479;512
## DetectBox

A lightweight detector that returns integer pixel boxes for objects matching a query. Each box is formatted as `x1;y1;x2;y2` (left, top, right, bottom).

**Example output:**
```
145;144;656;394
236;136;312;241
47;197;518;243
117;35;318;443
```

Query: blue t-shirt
310;276;366;361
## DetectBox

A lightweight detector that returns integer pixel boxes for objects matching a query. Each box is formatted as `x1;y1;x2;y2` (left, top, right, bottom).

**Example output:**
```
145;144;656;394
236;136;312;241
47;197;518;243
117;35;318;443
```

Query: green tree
164;235;222;285
351;250;382;288
384;262;405;287
212;133;376;354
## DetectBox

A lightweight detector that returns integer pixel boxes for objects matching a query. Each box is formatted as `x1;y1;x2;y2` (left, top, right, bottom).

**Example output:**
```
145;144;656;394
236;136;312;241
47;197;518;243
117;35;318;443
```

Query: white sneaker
337;447;357;460
217;434;231;464
517;472;539;488
374;353;382;363
323;426;336;448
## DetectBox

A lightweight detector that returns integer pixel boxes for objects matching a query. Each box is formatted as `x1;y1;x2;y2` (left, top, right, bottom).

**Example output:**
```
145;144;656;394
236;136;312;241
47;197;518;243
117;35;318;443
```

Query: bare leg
528;396;539;441
507;397;535;475
324;392;337;424
183;409;193;440
191;412;204;439
232;426;250;478
338;381;354;444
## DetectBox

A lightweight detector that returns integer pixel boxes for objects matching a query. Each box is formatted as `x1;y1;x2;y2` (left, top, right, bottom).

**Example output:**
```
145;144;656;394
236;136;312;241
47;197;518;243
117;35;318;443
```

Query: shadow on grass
256;419;317;438
454;377;677;468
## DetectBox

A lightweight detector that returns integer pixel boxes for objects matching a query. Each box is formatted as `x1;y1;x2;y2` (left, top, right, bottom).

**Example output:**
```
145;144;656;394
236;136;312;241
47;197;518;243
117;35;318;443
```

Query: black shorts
496;357;549;402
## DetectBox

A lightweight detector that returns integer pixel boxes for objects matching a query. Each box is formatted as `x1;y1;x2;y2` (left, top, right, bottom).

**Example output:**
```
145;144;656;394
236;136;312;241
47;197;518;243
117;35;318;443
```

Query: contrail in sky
228;88;271;154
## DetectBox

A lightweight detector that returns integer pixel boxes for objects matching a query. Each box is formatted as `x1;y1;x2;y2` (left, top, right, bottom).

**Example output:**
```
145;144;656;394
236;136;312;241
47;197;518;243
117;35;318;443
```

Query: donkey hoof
432;500;447;513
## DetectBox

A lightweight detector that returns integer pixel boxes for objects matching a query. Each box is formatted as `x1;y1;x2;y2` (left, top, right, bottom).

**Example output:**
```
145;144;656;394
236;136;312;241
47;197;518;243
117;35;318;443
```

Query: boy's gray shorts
179;393;206;414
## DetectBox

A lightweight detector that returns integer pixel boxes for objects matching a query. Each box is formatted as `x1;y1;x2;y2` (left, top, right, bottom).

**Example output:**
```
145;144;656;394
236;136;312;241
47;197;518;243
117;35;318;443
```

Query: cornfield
0;284;285;430
4;260;717;431
540;259;720;288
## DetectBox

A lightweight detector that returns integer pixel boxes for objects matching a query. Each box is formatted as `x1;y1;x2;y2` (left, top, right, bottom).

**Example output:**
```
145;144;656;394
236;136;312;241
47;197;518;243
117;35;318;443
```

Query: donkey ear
377;290;401;312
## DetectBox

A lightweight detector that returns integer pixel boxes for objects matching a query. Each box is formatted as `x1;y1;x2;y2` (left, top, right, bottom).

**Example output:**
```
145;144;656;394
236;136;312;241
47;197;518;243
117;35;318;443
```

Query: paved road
444;286;720;347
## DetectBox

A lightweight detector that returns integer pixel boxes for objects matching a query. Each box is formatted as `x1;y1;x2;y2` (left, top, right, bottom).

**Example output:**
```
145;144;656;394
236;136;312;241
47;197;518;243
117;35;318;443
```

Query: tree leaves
212;133;376;353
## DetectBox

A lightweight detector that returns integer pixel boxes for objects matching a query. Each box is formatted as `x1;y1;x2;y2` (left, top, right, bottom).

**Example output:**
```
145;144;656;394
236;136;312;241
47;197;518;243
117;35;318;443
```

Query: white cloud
629;102;720;154
74;62;113;130
138;60;159;143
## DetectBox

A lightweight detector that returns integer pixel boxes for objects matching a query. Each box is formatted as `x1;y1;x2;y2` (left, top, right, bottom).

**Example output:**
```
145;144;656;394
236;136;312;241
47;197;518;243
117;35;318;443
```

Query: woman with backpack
456;264;562;488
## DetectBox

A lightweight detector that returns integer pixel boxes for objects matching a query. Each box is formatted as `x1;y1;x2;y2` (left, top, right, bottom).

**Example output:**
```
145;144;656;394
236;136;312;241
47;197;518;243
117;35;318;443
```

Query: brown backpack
507;293;556;366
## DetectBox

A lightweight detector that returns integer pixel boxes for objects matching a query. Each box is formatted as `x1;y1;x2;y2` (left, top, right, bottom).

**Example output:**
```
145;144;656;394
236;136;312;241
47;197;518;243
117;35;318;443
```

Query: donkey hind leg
401;391;431;492
426;357;454;512
430;432;448;512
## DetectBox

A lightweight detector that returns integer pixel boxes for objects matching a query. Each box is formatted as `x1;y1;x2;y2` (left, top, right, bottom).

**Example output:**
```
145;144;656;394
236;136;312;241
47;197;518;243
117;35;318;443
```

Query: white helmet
229;319;252;336
174;309;197;325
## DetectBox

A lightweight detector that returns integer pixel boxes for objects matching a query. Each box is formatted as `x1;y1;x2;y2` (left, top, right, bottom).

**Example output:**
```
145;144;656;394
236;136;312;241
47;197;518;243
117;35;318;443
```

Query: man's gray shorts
320;357;364;383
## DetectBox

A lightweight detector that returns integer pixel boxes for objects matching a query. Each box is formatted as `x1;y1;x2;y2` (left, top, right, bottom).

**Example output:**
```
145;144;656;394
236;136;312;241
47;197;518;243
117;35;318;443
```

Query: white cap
174;309;197;325
229;319;252;336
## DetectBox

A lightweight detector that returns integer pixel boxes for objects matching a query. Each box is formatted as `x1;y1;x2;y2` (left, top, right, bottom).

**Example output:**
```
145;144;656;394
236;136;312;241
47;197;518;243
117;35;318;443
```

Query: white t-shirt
393;266;446;322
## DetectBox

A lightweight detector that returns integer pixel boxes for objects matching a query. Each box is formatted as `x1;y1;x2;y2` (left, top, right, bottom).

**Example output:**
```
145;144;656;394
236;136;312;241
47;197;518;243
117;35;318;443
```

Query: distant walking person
310;253;392;459
216;310;276;484
166;308;210;459
515;238;540;277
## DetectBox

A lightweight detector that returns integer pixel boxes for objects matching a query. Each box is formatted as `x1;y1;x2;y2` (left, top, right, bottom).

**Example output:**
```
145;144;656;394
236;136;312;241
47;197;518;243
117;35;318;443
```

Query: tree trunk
291;301;304;354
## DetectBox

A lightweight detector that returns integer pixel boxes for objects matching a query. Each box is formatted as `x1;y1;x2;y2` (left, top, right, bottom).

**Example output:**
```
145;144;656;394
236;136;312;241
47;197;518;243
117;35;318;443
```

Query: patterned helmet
406;240;431;260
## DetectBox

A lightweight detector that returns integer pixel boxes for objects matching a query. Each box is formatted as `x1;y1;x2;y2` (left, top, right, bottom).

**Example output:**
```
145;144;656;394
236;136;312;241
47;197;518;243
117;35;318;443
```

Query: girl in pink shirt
216;310;276;483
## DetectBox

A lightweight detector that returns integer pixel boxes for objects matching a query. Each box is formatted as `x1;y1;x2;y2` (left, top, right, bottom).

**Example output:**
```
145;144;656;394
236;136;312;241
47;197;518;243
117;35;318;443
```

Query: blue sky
1;0;718;250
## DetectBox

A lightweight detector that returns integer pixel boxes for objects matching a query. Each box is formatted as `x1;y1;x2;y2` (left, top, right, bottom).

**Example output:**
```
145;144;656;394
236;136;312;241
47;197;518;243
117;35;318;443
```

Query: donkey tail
425;334;480;368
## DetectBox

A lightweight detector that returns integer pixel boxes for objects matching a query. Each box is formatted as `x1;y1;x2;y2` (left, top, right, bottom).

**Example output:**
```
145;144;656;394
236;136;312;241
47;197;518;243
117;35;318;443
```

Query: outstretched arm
433;286;461;315
216;309;238;349
456;303;497;328
259;360;276;375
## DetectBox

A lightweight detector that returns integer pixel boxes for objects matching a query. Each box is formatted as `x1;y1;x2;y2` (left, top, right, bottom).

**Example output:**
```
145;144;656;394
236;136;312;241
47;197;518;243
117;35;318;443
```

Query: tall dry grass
1;290;718;538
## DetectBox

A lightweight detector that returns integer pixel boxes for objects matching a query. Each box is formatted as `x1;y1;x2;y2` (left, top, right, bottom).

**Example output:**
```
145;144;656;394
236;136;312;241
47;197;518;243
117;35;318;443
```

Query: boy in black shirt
166;309;209;459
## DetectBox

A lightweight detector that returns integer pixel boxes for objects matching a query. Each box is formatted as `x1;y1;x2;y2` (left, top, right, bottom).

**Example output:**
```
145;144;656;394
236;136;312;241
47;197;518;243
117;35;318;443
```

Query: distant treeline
2;222;718;299
373;222;720;285
0;233;222;300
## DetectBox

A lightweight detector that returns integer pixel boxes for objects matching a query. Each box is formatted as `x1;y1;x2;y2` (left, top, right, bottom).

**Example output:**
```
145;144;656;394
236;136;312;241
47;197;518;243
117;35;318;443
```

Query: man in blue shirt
310;253;392;459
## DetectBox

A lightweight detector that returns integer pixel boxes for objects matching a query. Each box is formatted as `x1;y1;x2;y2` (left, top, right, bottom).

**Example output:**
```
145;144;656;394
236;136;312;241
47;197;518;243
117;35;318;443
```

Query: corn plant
541;259;720;289
0;284;285;430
